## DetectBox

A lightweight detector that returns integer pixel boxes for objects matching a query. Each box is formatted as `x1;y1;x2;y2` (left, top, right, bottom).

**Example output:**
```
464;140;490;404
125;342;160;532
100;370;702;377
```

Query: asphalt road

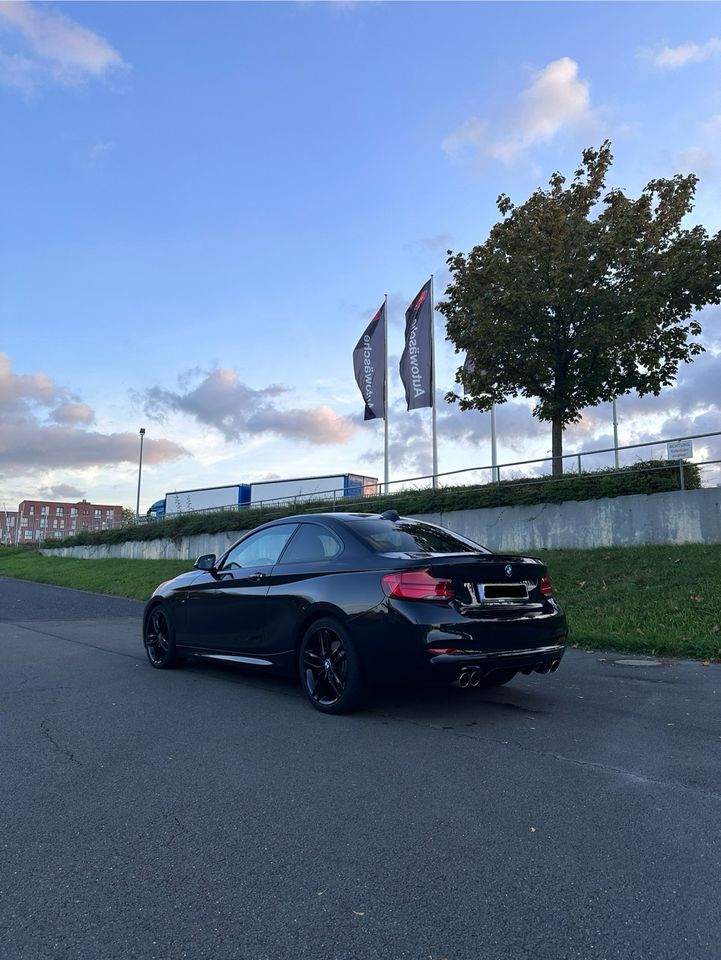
1;575;719;960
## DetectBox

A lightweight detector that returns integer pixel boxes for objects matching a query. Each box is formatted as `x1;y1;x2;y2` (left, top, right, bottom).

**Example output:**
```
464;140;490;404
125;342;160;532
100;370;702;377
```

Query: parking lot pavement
0;575;145;621
1;577;720;960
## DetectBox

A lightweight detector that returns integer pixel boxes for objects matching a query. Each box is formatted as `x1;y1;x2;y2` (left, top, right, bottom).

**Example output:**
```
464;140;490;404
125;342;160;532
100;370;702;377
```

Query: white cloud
651;37;721;69
442;118;487;158
0;49;33;91
39;483;86;499
677;147;717;179
139;367;360;446
0;352;59;407
443;57;593;164
0;353;186;477
0;420;184;473
492;58;591;161
0;1;126;91
51;401;95;425
676;113;721;181
361;390;546;480
376;413;433;479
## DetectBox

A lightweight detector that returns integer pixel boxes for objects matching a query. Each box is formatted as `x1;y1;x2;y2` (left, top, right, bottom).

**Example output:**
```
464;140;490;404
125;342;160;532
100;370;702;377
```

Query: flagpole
491;404;498;482
383;293;389;495
430;274;438;489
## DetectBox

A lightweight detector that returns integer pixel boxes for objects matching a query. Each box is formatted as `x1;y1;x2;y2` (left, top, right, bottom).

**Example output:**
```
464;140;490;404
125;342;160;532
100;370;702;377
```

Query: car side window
278;523;343;564
222;524;297;570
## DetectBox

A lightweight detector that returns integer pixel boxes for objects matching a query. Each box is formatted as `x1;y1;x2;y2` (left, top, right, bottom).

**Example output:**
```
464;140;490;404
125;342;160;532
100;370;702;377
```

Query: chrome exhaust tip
469;670;481;688
459;671;471;689
549;659;561;673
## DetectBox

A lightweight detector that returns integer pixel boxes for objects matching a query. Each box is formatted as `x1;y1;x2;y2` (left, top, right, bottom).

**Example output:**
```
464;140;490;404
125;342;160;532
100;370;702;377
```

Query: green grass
1;543;720;661
0;548;192;602
538;544;721;661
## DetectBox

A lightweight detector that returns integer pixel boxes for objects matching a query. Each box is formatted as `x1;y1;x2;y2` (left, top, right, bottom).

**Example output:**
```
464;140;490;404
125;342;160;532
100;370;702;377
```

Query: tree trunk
551;417;564;477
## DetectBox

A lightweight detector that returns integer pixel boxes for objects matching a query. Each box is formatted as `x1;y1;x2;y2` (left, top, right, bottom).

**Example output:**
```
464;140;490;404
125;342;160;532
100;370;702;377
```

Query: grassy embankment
0;549;190;603
0;544;719;661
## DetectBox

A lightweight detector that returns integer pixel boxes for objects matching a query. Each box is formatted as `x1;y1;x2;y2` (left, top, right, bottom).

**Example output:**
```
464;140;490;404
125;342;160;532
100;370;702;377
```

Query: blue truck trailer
147;473;377;520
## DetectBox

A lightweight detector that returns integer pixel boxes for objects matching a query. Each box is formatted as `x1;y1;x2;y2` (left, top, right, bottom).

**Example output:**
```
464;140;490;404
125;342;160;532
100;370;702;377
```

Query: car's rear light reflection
382;570;455;601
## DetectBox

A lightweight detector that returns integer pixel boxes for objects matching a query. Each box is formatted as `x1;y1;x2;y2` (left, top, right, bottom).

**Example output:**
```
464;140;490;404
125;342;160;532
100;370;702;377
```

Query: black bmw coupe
143;511;568;713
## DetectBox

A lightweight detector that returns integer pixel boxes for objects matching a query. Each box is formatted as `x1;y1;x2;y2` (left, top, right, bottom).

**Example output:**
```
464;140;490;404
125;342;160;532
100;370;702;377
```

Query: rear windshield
348;519;488;555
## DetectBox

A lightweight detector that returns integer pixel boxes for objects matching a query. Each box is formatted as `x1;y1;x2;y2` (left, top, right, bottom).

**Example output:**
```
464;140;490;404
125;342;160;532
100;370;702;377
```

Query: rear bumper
427;643;565;678
349;597;568;683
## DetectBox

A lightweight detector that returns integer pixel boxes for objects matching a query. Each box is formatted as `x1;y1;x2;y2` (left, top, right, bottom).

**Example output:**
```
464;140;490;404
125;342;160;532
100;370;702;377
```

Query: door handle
248;572;266;582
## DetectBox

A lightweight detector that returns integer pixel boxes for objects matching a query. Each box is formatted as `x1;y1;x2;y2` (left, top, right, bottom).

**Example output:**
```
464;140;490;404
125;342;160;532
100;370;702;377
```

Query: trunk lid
425;553;549;609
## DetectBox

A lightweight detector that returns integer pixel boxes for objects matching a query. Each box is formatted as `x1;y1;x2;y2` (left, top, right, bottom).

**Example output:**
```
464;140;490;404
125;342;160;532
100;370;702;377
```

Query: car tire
299;617;366;714
478;669;517;688
143;604;181;669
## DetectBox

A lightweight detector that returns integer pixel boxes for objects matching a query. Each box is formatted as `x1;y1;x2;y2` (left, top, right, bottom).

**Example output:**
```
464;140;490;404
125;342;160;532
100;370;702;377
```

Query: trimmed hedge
43;459;700;550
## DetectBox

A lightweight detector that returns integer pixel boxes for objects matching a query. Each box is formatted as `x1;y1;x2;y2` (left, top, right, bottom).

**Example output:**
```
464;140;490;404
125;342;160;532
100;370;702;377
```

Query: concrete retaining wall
411;487;721;553
40;487;721;561
42;528;244;562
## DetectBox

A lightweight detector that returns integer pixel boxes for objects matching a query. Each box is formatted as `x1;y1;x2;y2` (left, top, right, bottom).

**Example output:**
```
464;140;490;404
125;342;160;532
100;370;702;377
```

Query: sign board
667;439;693;460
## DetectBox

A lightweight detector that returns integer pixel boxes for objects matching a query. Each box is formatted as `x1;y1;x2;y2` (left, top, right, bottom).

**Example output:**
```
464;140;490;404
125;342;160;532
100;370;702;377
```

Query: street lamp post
490;404;498;483
136;428;146;522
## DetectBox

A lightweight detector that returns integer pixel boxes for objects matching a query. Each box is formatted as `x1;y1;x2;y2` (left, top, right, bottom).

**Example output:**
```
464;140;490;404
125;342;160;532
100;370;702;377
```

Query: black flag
399;279;433;410
462;353;475;394
353;302;386;420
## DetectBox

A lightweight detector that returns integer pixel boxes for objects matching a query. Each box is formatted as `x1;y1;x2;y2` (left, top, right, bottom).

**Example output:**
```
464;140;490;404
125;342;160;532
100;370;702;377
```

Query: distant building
15;499;124;543
1;509;18;545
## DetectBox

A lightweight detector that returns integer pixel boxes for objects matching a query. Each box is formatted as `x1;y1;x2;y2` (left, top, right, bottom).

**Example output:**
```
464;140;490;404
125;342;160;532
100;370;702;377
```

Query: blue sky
1;0;720;511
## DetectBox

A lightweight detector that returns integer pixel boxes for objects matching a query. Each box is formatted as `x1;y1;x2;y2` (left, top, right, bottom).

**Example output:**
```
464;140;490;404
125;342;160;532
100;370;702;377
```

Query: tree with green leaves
438;142;721;474
120;507;136;527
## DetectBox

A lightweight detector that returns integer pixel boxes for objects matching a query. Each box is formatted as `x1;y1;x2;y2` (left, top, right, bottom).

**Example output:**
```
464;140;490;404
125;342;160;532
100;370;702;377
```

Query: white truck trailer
149;474;377;520
249;474;376;506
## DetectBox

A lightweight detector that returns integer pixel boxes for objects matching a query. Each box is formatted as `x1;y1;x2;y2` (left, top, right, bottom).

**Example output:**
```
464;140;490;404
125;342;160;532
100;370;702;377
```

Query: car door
262;522;349;654
185;523;298;655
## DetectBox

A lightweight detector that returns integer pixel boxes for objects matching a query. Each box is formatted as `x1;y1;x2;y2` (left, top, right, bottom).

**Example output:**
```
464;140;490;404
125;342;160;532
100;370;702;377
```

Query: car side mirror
194;553;217;571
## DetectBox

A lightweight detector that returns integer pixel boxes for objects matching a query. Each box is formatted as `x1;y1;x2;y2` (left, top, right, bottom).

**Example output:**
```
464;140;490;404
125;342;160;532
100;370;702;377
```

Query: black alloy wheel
299;618;365;714
143;605;180;669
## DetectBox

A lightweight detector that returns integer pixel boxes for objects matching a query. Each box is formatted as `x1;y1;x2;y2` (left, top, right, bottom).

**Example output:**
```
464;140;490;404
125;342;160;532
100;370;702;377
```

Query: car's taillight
381;570;455;601
539;575;553;597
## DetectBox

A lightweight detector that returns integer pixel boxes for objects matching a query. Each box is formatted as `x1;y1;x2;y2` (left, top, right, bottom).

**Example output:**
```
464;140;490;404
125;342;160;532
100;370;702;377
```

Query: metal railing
140;429;721;522
372;429;721;498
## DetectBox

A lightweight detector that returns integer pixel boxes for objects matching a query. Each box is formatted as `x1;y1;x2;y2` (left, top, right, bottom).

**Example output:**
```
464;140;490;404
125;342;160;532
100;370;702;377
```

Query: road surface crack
40;718;83;765
379;713;721;803
9;621;144;661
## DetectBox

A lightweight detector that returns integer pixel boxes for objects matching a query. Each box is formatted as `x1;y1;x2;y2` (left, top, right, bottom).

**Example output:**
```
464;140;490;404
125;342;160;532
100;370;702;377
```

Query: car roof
264;512;411;524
